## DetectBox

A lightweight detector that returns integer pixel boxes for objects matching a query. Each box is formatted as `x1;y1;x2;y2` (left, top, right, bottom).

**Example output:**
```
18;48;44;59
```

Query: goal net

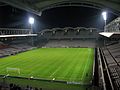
6;67;20;75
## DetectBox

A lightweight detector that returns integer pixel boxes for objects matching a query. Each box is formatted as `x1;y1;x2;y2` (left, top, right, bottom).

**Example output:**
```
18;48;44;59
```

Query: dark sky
41;6;118;30
0;5;118;32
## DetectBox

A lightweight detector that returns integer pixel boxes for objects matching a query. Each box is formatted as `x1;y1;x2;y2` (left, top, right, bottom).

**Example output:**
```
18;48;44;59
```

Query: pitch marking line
81;49;91;81
50;66;61;77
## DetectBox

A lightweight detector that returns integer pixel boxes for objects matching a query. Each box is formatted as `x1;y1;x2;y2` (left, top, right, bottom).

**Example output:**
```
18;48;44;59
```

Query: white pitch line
50;66;61;77
81;49;91;80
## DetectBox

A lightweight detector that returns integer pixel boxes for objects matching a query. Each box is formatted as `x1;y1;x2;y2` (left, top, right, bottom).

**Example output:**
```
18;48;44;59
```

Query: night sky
0;5;118;32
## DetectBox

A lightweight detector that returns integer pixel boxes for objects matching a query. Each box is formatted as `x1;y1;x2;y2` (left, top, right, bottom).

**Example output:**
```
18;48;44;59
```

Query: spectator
35;87;38;90
30;87;33;90
25;85;30;90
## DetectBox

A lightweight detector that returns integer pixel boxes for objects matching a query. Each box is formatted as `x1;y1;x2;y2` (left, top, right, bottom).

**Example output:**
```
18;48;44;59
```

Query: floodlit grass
0;48;94;84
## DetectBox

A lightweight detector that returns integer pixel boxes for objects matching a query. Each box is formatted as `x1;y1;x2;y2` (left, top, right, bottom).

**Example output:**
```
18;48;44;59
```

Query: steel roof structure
0;0;120;16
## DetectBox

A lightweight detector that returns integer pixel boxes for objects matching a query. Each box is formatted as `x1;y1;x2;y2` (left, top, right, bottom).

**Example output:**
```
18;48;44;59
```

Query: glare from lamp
102;11;107;21
29;17;34;24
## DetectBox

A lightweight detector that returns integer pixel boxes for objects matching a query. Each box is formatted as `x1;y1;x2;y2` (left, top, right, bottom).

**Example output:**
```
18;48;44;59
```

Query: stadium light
29;17;34;25
28;17;35;34
102;11;107;21
28;17;35;46
102;11;107;32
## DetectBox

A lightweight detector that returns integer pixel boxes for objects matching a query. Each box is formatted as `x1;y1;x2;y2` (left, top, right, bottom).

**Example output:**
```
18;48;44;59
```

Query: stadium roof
99;32;120;38
0;34;37;38
1;0;120;16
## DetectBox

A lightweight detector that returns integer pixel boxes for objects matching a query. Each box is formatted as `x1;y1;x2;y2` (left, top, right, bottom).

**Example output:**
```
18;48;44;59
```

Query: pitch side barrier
92;48;99;86
0;75;66;84
0;75;92;85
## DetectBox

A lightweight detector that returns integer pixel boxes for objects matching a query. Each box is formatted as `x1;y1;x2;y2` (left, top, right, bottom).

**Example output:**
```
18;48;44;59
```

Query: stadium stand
0;83;41;90
0;42;10;49
96;17;120;90
0;41;35;58
105;17;120;32
37;27;99;48
44;40;96;48
0;28;30;35
100;42;120;89
40;27;98;39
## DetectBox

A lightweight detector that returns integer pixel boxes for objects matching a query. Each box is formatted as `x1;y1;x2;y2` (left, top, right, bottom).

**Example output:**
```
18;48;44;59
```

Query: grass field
0;48;94;84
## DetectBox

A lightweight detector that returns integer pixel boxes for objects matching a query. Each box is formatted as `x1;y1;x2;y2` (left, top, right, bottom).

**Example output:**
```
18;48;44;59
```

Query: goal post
6;67;20;74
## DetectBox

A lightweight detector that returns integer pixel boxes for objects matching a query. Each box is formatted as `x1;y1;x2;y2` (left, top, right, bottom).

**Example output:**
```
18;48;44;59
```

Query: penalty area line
50;66;61;77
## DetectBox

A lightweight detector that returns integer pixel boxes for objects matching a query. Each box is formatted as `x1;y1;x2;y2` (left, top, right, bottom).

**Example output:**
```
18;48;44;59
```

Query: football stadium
0;0;120;90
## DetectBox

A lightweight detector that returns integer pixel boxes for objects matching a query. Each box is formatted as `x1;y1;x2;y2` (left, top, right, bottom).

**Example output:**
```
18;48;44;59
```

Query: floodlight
102;11;107;32
29;17;34;24
102;11;107;21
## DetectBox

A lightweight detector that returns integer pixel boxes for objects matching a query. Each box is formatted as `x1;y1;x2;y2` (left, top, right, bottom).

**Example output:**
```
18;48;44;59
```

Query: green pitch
0;48;94;84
